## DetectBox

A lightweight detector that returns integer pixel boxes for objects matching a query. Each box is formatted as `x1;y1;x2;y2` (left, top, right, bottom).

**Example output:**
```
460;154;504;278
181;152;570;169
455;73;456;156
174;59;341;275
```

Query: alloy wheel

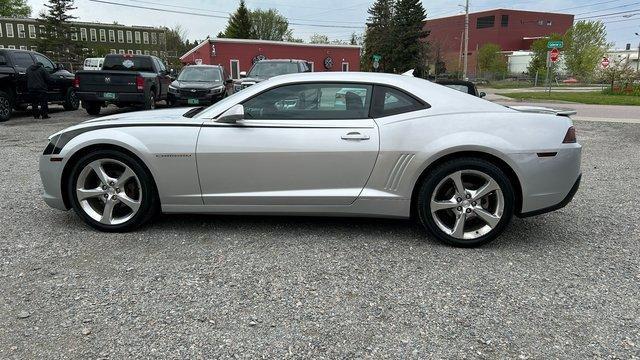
0;96;10;118
75;159;142;225
430;170;504;240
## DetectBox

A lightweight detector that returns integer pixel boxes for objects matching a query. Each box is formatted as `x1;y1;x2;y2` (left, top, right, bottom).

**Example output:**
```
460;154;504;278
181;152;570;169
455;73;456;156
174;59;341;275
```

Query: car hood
174;80;222;89
235;77;267;84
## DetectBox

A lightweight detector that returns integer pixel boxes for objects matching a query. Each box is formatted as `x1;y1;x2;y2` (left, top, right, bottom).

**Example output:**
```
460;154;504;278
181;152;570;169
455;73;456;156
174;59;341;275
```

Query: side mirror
216;104;244;123
239;71;247;78
225;78;233;84
479;91;486;98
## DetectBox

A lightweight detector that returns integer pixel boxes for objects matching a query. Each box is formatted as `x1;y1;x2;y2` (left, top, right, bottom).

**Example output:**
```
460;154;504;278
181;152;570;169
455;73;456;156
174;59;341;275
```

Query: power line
88;0;365;29
574;1;640;16
576;8;640;19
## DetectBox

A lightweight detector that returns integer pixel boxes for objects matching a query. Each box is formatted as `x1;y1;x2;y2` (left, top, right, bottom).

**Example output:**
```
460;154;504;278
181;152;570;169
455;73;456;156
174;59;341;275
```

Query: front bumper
39;154;68;210
168;92;224;105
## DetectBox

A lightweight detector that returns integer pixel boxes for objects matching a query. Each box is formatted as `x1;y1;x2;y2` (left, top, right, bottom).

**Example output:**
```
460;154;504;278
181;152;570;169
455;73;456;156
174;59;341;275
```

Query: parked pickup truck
74;54;173;115
0;49;78;122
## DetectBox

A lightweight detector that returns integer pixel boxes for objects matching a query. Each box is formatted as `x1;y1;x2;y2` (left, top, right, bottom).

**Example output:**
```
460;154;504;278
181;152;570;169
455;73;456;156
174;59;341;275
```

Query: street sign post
601;57;610;69
547;40;564;49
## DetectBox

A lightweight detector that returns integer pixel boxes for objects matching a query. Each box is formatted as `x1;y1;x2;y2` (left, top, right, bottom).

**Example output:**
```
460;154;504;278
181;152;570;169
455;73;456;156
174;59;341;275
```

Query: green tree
222;0;254;39
251;9;291;41
362;0;394;72
564;20;609;82
477;43;507;79
309;33;329;44
527;33;563;79
391;0;429;74
37;0;81;64
0;0;31;17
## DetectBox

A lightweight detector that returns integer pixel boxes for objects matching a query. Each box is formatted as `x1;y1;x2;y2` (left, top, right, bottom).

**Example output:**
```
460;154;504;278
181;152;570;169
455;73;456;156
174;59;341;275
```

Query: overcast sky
25;0;640;49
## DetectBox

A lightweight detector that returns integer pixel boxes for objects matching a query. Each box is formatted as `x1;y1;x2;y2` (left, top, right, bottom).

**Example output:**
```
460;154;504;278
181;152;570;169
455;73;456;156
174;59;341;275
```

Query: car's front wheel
67;150;158;232
417;158;514;247
64;88;80;111
0;90;13;122
85;102;101;115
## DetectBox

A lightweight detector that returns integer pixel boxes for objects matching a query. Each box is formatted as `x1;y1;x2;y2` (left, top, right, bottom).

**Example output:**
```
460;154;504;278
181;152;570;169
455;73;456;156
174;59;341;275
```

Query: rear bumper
518;174;581;218
77;91;145;104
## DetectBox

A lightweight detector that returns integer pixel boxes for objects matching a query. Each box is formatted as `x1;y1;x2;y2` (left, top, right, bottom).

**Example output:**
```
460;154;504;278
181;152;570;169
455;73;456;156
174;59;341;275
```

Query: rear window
102;56;154;72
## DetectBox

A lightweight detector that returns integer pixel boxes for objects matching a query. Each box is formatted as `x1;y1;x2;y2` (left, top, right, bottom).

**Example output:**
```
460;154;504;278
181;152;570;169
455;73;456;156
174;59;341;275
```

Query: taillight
563;126;576;143
73;76;80;88
136;76;144;91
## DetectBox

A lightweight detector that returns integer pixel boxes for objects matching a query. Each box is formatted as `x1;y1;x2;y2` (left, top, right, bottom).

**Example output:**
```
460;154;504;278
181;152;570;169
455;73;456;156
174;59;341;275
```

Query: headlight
233;84;242;92
168;85;178;93
210;85;225;94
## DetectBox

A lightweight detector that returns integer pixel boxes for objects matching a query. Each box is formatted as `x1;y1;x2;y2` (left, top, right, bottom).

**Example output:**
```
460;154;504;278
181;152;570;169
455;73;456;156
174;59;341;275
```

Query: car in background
167;65;232;106
83;58;104;71
0;49;78;121
233;59;311;93
74;54;173;115
435;80;486;98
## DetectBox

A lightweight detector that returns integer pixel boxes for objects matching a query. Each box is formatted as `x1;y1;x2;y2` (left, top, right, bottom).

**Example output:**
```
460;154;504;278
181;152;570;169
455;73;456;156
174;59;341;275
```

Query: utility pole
463;0;470;80
635;33;640;72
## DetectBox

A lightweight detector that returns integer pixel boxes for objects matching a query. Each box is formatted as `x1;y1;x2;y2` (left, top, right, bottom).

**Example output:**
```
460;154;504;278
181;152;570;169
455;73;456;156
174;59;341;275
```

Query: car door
10;51;35;102
153;57;171;99
197;82;379;206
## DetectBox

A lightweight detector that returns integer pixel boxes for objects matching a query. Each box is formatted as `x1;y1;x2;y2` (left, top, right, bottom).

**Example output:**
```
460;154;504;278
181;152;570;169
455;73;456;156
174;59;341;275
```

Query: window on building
39;25;46;38
110;49;116;54
158;33;165;45
134;31;141;43
501;15;509;27
8;45;15;49
126;30;132;43
341;62;349;72
31;46;37;51
6;23;14;37
144;50;149;55
127;49;133;54
119;49;125;54
17;24;25;38
19;45;27;50
152;50;157;56
117;30;124;43
80;28;87;41
0;46;5;49
151;32;157;44
547;20;553;26
476;16;495;29
99;29;106;42
90;28;97;41
142;32;149;44
108;29;115;42
0;24;3;37
28;24;36;38
135;49;141;55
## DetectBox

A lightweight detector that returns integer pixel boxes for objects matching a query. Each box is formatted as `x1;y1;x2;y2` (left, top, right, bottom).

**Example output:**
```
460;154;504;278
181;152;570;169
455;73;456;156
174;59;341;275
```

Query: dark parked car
435;80;486;98
0;49;78;121
167;65;232;106
74;54;173;115
233;59;311;93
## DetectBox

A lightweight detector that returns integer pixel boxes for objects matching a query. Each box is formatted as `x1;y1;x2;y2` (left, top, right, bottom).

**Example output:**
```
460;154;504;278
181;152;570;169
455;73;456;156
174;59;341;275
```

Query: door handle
341;132;370;141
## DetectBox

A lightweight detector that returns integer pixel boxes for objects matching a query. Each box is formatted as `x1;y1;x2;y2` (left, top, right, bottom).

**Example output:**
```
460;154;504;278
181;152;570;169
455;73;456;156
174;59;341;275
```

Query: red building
424;9;574;76
180;38;361;78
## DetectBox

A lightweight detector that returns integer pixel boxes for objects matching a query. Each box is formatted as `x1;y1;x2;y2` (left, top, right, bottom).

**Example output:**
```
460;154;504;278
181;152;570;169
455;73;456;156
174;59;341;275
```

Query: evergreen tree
0;0;31;17
391;0;429;73
362;0;394;72
37;0;81;65
222;0;254;39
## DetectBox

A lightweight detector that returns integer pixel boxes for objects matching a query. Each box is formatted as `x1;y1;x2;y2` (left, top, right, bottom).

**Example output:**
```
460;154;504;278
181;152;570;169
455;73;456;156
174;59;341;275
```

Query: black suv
0;49;78;121
233;59;311;93
167;65;232;106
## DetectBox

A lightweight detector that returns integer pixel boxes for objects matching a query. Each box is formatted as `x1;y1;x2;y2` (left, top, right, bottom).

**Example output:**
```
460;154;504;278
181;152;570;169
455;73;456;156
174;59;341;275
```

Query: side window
33;53;55;71
371;85;428;117
243;83;372;120
12;52;34;68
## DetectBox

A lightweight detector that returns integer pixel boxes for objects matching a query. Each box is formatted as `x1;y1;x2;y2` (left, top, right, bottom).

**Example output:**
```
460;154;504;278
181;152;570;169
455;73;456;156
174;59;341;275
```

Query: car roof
256;59;307;63
184;64;222;69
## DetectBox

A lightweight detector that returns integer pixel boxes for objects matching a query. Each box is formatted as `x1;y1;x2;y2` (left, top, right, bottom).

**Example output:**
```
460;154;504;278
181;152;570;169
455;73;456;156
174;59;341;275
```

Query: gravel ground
0;106;638;359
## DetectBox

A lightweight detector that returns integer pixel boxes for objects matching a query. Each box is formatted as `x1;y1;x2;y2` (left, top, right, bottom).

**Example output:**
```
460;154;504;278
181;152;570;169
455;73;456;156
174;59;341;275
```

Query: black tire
63;88;80;111
0;90;13;122
14;103;28;112
67;149;159;232
416;157;515;247
166;97;176;107
143;91;155;110
85;102;101;116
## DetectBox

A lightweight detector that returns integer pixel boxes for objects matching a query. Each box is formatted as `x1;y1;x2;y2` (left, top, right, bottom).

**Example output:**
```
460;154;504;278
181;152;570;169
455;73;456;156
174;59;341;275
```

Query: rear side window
102;55;154;72
371;85;428;118
12;52;34;68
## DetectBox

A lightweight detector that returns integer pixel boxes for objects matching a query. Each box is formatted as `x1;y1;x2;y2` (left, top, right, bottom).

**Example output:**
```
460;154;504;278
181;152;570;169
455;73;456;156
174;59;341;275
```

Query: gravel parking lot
0;106;638;359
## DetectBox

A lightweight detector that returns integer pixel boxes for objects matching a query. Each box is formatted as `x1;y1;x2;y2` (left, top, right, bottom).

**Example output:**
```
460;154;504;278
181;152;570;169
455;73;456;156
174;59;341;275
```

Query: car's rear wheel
67;150;158;232
143;92;155;110
64;88;80;111
417;158;514;247
85;102;101;115
0;90;13;122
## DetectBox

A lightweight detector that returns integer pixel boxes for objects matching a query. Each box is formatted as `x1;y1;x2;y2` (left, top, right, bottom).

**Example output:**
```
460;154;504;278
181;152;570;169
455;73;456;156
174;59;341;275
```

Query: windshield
247;62;298;78
178;67;222;82
443;84;471;94
102;56;154;72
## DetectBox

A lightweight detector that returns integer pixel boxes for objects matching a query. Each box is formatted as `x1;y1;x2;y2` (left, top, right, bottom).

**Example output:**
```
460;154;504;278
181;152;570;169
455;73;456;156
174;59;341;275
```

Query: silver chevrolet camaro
39;72;582;247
